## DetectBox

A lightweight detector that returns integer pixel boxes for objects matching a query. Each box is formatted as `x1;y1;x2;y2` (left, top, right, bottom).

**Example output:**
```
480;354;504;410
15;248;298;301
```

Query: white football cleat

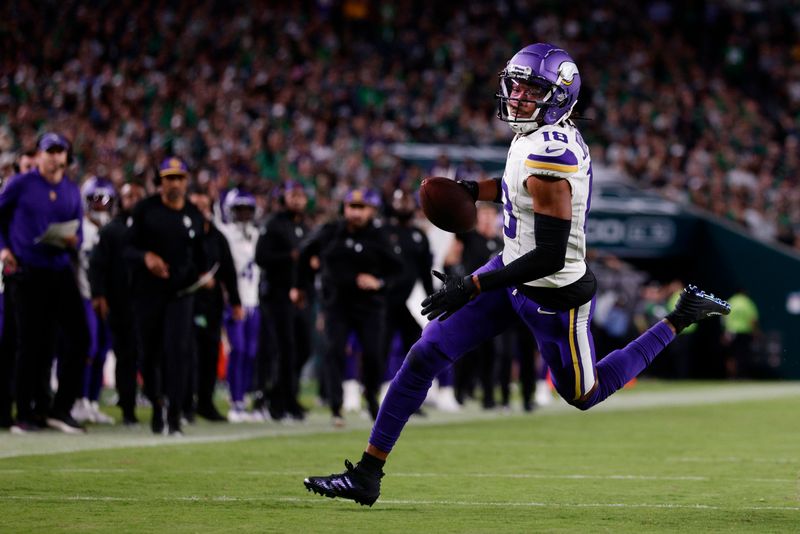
70;398;93;424
535;379;553;406
89;401;115;424
436;386;461;412
227;408;250;423
342;379;362;413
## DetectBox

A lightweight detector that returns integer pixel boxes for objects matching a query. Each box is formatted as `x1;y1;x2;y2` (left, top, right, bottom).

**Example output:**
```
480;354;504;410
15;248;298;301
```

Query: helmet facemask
81;177;116;226
231;204;256;224
497;74;554;134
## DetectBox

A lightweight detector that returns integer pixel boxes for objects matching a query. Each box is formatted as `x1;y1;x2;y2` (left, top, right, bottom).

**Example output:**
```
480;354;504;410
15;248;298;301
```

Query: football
419;176;477;233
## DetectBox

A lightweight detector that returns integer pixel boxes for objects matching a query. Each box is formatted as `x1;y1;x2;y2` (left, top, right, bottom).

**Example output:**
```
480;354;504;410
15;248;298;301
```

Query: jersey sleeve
524;137;579;181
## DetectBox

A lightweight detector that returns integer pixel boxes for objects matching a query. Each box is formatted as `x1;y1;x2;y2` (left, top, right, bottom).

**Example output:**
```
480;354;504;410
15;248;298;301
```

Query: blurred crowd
2;1;800;247
0;1;782;432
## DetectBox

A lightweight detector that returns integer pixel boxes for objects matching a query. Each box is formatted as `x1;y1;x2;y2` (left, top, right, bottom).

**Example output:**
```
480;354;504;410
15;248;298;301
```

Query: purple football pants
224;306;260;403
369;255;675;453
82;298;112;401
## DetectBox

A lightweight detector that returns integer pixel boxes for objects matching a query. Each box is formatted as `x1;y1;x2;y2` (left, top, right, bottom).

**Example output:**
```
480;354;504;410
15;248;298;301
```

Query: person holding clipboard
0;132;89;434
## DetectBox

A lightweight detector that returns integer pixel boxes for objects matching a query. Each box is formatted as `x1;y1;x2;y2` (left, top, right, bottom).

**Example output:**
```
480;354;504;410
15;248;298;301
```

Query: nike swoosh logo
537;307;557;315
544;147;561;154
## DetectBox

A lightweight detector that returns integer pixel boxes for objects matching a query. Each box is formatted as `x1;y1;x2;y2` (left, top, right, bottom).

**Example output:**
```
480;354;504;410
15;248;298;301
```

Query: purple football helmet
496;43;581;134
223;188;257;223
80;176;117;213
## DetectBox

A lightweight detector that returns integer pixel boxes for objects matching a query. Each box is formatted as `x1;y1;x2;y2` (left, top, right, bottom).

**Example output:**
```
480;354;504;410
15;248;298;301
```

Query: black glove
456;180;479;202
421;270;479;322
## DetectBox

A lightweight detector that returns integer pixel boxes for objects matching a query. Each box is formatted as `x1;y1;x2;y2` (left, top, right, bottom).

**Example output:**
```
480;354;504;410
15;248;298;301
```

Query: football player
72;176;117;425
218;188;262;422
304;43;731;506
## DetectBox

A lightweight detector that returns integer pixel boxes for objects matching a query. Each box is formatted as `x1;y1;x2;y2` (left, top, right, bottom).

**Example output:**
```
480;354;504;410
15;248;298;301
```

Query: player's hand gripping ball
419;177;477;233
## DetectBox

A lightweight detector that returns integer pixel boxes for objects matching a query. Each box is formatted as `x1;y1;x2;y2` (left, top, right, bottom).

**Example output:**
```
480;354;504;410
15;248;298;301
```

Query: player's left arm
456;178;504;204
473;175;571;292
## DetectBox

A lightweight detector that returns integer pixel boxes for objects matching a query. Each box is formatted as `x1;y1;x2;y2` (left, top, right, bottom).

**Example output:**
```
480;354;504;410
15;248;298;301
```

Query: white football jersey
219;221;260;308
500;122;592;288
78;216;101;300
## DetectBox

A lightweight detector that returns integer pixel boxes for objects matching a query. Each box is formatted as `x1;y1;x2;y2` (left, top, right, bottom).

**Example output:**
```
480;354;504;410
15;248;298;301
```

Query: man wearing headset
0;132;89;433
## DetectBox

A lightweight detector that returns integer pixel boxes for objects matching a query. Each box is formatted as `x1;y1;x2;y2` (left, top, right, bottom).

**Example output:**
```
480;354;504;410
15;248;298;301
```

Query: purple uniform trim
526;148;578;167
81;297;112;401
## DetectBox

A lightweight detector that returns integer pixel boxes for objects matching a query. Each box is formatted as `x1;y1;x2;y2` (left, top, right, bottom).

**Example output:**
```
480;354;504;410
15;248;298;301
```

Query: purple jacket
0;170;83;271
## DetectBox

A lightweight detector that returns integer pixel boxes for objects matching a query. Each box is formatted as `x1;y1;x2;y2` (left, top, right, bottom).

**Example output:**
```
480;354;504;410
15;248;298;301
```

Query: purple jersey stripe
526;148;578;167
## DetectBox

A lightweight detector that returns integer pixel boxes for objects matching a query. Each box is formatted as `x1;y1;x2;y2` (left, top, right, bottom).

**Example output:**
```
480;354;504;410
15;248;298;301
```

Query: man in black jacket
295;188;402;424
125;157;209;435
89;181;145;425
381;189;434;387
255;181;311;421
187;186;241;422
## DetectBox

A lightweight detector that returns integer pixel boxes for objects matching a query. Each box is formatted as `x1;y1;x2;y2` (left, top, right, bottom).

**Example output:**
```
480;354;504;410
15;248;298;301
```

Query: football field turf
1;381;798;532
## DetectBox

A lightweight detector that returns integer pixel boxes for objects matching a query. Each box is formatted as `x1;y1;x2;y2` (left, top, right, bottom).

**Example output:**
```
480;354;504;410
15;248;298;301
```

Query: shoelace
686;285;731;311
338;459;384;481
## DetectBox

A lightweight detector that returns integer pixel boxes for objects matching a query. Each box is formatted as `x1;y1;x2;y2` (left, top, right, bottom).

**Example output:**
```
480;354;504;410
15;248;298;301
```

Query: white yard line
1;382;799;459
668;456;799;464
0;494;799;512
1;468;796;484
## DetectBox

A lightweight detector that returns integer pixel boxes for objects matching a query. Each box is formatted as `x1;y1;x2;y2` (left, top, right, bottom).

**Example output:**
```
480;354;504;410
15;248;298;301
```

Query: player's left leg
242;306;261;417
223;308;247;421
368;258;516;454
88;317;114;424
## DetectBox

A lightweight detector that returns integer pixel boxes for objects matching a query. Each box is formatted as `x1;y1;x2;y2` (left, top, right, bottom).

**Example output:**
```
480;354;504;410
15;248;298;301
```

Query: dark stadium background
1;0;798;377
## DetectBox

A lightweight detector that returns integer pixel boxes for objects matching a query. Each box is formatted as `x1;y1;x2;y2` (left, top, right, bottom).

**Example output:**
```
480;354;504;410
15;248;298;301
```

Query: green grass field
1;381;799;533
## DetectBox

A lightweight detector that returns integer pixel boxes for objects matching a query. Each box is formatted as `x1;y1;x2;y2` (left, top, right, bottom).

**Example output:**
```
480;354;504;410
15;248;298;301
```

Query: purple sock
583;320;675;409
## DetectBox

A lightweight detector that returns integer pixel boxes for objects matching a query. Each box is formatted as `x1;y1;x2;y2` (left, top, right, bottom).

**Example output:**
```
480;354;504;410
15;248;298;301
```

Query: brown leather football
419;176;477;233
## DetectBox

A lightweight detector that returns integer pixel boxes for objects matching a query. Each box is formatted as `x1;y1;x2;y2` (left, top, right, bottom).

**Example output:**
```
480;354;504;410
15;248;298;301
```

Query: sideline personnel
0;132;89;433
126;157;208;435
295;188;402;424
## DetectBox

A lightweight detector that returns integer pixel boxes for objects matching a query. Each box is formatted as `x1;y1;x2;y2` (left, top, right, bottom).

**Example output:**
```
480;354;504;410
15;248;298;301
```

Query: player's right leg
304;256;514;506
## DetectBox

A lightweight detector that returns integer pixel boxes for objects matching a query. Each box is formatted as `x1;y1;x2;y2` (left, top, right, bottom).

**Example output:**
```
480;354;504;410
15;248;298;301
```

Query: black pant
384;302;422;371
134;293;194;427
193;308;222;412
14;267;89;421
108;307;141;418
263;290;311;416
0;276;19;425
497;319;537;407
0;275;18;427
323;301;386;416
514;322;537;407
